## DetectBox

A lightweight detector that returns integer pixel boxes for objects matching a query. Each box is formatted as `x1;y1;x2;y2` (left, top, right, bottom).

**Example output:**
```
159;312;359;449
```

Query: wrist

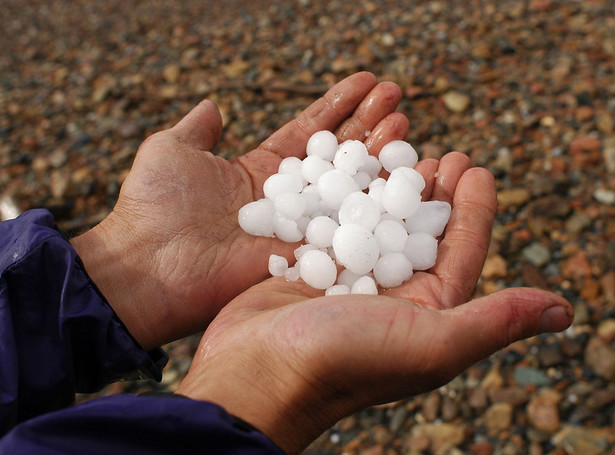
70;213;166;351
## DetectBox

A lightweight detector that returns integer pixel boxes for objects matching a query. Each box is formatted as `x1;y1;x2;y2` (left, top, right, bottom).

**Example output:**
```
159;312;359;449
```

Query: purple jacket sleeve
0;210;284;454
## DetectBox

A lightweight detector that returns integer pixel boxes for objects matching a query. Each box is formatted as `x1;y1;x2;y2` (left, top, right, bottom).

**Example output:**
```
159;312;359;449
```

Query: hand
70;72;410;350
176;154;574;454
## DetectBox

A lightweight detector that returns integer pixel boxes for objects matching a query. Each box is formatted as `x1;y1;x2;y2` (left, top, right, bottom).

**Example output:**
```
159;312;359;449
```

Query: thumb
443;288;573;367
172;99;223;151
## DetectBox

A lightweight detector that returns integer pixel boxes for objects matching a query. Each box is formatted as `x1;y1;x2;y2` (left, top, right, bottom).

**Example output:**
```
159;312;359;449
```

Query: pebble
5;1;615;454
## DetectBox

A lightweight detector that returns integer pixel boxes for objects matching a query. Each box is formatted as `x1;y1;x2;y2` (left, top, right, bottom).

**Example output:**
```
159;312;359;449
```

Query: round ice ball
351;275;378;295
373;252;413;288
405;200;452;237
359;154;383;179
301;155;334;184
374;219;409;254
336;268;363;288
263;173;304;199
238;198;275;237
317;169;360;211
298;249;337;290
379;140;418;172
332;223;380;275
404;232;438;270
397;167;425;193
325;284;351;296
305;215;339;248
382;168;422;219
274;192;306;220
268;254;289;277
338;191;381;231
333;140;368;176
278;156;305;182
273;212;304;242
306;130;338;161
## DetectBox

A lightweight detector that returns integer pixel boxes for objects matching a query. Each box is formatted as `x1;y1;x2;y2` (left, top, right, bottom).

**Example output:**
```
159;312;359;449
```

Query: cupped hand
71;72;410;350
177;155;574;454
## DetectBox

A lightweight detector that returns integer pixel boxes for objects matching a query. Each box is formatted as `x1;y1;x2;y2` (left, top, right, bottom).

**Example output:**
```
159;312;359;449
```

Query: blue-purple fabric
0;210;283;454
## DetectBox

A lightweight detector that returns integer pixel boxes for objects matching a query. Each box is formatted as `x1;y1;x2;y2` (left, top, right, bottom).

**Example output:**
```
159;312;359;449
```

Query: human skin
71;72;409;351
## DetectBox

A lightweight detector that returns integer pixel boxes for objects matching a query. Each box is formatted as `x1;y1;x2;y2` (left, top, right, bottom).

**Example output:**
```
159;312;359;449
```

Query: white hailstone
274;192;306;220
405;200;452;237
317;169;360;210
238;198;275;237
300;191;321;217
305;216;339;248
306;130;338;161
325;284;351;296
404;232;438;270
353;171;372;190
359;154;383;179
332;223;380;275
273;212;304;242
296;216;310;236
351;275;378;295
337;191;381;231
381;168;422;219
294;243;320;261
301;155;334;184
336;268;363;288
378;140;418;172
397;167;426;193
373;252;413;288
299;249;337;290
374;219;409;254
263;173;304;199
333;140;369;175
368;184;386;213
379;213;406;225
369;177;387;188
268;254;289;277
278;156;306;182
284;266;300;281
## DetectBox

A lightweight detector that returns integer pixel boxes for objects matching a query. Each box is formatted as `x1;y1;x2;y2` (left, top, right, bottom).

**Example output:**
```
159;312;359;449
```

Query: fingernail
538;306;571;333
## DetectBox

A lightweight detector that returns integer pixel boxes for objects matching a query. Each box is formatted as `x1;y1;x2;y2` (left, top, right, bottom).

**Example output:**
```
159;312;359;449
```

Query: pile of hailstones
238;130;451;295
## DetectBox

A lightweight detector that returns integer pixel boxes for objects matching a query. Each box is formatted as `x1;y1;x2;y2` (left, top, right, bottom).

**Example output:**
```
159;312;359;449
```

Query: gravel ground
2;1;615;454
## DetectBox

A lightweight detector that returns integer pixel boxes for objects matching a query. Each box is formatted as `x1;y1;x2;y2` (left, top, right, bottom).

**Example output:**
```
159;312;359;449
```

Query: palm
180;162;572;453
108;72;411;341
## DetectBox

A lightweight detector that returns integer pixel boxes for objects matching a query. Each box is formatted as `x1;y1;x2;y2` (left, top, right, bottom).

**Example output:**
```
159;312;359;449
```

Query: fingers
432;166;496;307
259;72;381;158
363;112;410;156
171;99;223;151
335;81;403;143
440;288;573;370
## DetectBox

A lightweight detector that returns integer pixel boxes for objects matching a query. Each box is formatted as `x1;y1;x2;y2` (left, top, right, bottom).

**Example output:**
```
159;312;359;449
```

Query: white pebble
299;249;338;290
238;198;275;237
305;216;339;248
325;284;351;296
382;168;422;219
405;200;452;237
373;252;413;288
333;140;368;175
338;191;381;231
351;275;378;295
379;140;418;172
332;224;380;275
374;219;409;254
306;130;338;161
268;254;289;277
404;232;438;270
317;169;360;210
301;155;334;184
263;173;304;199
274;192;306;220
